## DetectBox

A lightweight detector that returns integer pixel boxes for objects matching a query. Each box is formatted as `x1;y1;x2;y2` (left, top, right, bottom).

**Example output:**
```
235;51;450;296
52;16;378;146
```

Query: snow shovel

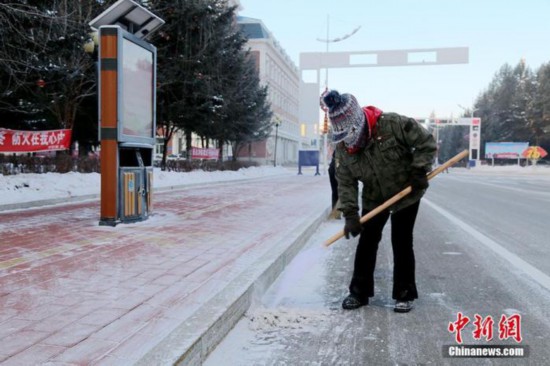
323;149;469;247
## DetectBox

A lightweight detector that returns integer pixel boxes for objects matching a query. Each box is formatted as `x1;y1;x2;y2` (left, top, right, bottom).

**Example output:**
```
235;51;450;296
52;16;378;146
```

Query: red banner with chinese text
191;147;219;160
0;128;72;153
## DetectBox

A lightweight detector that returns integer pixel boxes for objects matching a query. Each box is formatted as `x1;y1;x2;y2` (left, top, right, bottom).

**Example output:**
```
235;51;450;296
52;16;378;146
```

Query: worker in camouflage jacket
321;90;436;313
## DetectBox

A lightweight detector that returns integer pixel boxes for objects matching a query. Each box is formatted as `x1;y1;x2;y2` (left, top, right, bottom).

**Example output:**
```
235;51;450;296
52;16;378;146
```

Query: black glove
344;215;362;239
410;167;429;191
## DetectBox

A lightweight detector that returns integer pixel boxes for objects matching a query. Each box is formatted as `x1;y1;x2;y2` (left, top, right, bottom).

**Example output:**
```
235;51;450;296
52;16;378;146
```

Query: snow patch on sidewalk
0;166;291;206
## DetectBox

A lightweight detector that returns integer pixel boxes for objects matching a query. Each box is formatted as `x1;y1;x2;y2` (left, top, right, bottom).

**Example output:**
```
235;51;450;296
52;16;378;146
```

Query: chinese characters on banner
191;147;218;160
0;128;72;153
448;312;522;344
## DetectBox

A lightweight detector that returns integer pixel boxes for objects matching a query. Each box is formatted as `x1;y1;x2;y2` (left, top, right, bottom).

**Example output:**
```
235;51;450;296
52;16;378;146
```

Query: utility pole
316;17;361;175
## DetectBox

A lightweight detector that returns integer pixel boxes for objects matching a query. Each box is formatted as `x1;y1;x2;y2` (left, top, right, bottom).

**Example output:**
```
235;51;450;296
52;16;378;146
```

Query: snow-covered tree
150;0;272;167
0;1;109;133
530;63;550;147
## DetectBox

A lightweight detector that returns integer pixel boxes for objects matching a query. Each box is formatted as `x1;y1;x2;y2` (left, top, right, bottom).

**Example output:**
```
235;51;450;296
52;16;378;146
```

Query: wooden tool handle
323;149;469;247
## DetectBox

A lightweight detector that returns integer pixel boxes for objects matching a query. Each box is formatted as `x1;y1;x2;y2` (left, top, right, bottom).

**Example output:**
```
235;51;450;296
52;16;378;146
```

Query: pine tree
203;13;273;161
150;0;272;167
151;0;232;167
530;63;550;148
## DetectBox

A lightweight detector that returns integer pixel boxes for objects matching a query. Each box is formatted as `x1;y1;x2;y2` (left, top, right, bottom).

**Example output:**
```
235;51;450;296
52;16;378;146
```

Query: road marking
424;198;550;291
440;175;550;198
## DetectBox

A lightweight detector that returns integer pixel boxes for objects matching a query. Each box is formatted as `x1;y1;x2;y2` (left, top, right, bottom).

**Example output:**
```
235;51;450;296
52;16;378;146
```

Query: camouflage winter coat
335;106;436;217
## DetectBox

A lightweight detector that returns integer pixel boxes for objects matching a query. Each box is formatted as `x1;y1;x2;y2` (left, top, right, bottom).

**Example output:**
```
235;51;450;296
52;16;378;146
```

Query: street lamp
458;104;478;118
316;18;361;88
83;31;99;58
317;17;360;175
273;118;280;167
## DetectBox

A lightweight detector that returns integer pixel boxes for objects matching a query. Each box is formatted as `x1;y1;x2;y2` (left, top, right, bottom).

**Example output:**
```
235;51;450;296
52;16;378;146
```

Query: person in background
328;150;341;219
321;90;436;313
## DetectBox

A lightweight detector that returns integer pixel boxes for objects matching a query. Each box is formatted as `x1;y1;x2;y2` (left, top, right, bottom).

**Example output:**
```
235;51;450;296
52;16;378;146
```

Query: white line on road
424;198;550;292
439;174;550;198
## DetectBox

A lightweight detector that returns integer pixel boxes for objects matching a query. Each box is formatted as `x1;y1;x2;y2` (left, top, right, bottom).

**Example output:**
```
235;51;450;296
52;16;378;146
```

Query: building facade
236;16;306;165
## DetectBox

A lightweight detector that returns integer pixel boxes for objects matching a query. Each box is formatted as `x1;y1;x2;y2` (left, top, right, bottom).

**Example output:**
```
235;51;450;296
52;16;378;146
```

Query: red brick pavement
0;174;330;365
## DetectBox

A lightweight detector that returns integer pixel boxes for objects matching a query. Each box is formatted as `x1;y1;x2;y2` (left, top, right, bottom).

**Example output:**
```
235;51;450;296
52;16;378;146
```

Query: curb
0;194;100;212
136;206;330;365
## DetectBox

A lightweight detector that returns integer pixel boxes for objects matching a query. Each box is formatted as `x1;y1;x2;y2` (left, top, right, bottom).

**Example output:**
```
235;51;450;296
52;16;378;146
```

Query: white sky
237;0;550;119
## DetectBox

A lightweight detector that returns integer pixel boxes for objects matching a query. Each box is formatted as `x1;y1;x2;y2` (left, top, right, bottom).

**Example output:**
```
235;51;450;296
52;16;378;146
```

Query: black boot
342;294;368;310
394;300;414;313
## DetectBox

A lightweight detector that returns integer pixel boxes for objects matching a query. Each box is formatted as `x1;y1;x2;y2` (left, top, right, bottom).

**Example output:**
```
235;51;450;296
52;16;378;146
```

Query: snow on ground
0;166;293;206
451;163;550;176
204;220;342;366
1;164;549;207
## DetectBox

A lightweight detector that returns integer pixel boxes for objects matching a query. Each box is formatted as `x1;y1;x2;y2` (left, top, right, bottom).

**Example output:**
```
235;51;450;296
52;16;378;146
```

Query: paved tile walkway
0;173;330;365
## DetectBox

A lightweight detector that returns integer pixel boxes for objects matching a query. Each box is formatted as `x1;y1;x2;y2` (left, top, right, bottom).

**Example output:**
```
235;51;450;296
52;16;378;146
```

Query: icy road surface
205;169;550;365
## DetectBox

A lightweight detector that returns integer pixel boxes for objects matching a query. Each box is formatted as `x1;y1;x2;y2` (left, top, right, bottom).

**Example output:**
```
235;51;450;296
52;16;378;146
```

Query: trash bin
119;147;153;223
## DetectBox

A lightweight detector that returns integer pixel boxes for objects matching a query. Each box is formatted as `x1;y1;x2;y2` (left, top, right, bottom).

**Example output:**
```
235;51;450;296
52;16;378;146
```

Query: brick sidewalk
0;174;330;365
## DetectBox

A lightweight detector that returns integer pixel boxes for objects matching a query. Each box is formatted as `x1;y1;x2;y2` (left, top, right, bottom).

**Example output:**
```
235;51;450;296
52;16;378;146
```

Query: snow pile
246;307;332;332
0;166;292;206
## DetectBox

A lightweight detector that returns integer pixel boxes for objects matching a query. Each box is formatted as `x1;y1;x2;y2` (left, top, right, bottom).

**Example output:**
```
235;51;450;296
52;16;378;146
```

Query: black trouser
349;200;420;302
328;159;338;209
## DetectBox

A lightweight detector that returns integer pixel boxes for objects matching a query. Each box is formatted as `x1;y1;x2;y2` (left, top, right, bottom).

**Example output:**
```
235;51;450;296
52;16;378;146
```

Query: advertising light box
485;142;528;159
114;28;157;146
121;38;154;139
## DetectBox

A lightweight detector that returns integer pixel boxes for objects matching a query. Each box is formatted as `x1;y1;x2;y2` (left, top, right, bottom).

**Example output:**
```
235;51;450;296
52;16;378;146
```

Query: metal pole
325;15;329;87
274;123;279;167
317;17;360;176
435;121;439;165
323;15;329;175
